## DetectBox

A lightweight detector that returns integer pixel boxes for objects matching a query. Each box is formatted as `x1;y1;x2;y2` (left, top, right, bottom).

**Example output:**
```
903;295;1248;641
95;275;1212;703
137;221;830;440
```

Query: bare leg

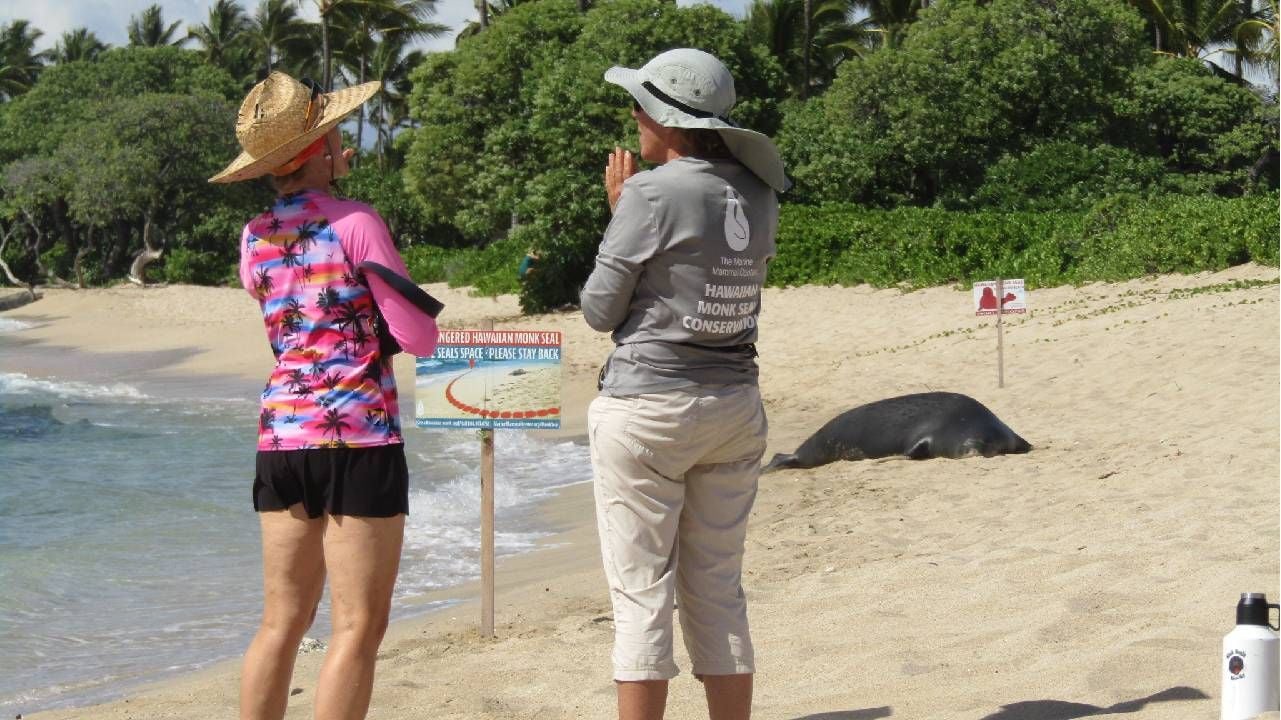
313;513;404;720
703;673;752;720
240;505;326;720
618;679;668;720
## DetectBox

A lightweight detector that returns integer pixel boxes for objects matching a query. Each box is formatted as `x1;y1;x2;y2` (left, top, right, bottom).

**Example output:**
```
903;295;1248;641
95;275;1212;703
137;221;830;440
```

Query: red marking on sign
443;373;561;419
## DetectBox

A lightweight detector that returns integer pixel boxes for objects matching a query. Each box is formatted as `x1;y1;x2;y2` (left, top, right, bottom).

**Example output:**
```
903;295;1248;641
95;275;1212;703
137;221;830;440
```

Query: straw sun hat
605;48;791;192
209;72;379;184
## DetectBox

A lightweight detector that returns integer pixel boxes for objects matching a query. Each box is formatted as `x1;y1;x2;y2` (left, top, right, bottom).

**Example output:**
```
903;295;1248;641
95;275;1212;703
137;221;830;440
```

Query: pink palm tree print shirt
239;190;429;451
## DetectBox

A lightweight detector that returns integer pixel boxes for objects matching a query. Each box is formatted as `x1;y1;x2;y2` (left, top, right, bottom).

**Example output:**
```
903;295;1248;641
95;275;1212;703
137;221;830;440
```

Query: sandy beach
5;264;1279;719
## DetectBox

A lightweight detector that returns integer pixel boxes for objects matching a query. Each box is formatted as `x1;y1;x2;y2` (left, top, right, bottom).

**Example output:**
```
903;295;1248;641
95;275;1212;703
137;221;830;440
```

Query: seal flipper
905;437;933;460
762;453;800;474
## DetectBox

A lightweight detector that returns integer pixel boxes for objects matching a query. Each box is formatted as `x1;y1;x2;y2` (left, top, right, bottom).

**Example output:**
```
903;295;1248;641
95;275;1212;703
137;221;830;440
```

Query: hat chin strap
325;132;347;187
640;81;736;127
270;135;328;176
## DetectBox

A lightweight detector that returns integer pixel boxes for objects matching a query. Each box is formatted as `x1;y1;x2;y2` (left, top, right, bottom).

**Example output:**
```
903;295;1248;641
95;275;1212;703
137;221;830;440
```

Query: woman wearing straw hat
582;48;788;720
211;72;439;720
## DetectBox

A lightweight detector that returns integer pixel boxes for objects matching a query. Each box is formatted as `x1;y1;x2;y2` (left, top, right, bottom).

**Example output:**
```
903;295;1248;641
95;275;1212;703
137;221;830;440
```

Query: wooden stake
996;278;1005;389
480;319;495;638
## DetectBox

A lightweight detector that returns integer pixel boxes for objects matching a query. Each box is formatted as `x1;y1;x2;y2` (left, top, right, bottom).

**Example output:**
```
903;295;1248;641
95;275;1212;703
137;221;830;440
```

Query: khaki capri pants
587;384;768;681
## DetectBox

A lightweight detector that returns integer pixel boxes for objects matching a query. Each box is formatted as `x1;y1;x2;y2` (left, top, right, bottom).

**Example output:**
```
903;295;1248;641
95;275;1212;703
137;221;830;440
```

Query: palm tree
128;4;189;47
249;0;315;77
858;0;923;50
52;28;109;64
0;20;49;100
320;408;350;440
1232;0;1278;85
307;0;389;92
455;0;536;42
334;301;369;354
365;33;425;165
746;0;806;94
317;286;341;314
1128;0;1263;76
746;0;878;97
188;0;255;80
332;0;445;155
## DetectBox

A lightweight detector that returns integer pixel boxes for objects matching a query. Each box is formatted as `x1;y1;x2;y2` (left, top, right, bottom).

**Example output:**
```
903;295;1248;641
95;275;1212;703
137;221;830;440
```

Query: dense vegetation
0;0;1276;310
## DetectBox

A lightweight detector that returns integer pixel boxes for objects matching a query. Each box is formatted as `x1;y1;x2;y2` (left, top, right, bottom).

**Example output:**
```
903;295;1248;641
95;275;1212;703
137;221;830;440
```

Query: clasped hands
604;146;637;213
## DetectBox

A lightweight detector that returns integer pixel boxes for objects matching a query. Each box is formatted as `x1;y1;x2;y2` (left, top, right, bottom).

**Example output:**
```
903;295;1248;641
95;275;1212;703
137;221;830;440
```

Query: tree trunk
73;244;91;286
478;0;489;29
577;0;588;12
321;11;332;90
355;55;367;165
73;228;93;289
1248;147;1279;185
802;0;812;99
128;213;165;287
0;223;37;300
912;166;937;206
20;208;70;287
375;91;386;168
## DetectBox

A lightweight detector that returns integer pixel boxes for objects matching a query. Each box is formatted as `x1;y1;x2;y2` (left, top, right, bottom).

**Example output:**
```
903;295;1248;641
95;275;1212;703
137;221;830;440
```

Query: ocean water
0;337;592;712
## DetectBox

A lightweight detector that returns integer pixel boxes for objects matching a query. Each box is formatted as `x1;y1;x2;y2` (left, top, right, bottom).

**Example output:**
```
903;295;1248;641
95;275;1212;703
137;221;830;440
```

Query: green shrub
161;247;232;285
769;194;1277;291
402;244;454;284
1075;194;1277;279
38;241;72;281
341;163;463;248
771;205;1083;289
402;235;525;297
166;206;247;285
974;142;1169;211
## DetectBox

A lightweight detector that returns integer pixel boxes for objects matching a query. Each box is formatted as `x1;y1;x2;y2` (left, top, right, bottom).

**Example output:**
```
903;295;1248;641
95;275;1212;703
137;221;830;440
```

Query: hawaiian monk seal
763;392;1031;472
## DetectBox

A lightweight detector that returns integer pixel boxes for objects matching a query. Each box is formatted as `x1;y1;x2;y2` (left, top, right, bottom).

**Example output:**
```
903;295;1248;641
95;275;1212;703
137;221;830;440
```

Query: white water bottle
1222;592;1280;720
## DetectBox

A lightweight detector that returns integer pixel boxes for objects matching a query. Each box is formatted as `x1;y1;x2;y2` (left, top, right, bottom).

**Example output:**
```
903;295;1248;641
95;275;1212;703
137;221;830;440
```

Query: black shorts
253;444;409;518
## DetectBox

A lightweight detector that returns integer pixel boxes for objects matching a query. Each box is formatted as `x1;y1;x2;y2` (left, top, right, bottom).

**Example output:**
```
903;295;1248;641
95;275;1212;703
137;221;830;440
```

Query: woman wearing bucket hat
211;72;440;720
581;48;786;720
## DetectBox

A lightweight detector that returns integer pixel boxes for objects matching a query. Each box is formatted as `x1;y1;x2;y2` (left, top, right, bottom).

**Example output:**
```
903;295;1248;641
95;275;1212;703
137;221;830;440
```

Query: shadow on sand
791;707;893;720
978;686;1210;720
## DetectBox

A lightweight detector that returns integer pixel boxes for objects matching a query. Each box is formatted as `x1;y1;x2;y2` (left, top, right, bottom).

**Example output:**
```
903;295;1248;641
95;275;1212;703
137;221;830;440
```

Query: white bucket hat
605;48;790;192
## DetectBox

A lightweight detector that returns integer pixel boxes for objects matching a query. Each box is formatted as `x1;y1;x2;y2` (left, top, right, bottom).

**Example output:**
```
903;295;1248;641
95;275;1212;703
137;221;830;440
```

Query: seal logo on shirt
724;187;750;252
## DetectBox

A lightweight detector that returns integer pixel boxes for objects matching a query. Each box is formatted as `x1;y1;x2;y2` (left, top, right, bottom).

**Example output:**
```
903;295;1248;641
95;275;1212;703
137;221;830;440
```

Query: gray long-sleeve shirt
582;156;778;396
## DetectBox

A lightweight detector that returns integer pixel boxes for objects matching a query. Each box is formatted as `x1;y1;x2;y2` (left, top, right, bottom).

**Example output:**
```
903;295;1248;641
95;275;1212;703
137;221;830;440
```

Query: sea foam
0;318;31;333
0;372;149;401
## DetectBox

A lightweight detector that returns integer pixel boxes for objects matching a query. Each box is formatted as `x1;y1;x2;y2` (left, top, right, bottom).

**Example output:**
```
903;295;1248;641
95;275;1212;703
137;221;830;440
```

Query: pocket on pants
620;393;701;481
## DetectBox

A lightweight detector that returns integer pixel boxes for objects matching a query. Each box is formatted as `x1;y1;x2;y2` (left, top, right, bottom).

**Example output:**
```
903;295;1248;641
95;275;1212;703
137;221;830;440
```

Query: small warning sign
973;279;1027;316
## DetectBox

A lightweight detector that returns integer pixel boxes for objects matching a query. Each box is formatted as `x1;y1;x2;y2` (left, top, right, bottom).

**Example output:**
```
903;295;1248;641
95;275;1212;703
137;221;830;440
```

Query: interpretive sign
973;279;1027;316
415;329;562;430
971;279;1027;389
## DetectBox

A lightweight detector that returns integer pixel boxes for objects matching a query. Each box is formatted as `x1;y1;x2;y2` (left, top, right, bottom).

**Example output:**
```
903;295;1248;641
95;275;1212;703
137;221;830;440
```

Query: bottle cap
1237;592;1273;626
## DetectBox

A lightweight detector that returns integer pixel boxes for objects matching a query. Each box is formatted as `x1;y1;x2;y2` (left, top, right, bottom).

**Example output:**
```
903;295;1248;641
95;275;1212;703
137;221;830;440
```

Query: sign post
479;318;495;638
414;326;563;638
973;278;1026;389
996;279;1005;388
480;424;494;637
